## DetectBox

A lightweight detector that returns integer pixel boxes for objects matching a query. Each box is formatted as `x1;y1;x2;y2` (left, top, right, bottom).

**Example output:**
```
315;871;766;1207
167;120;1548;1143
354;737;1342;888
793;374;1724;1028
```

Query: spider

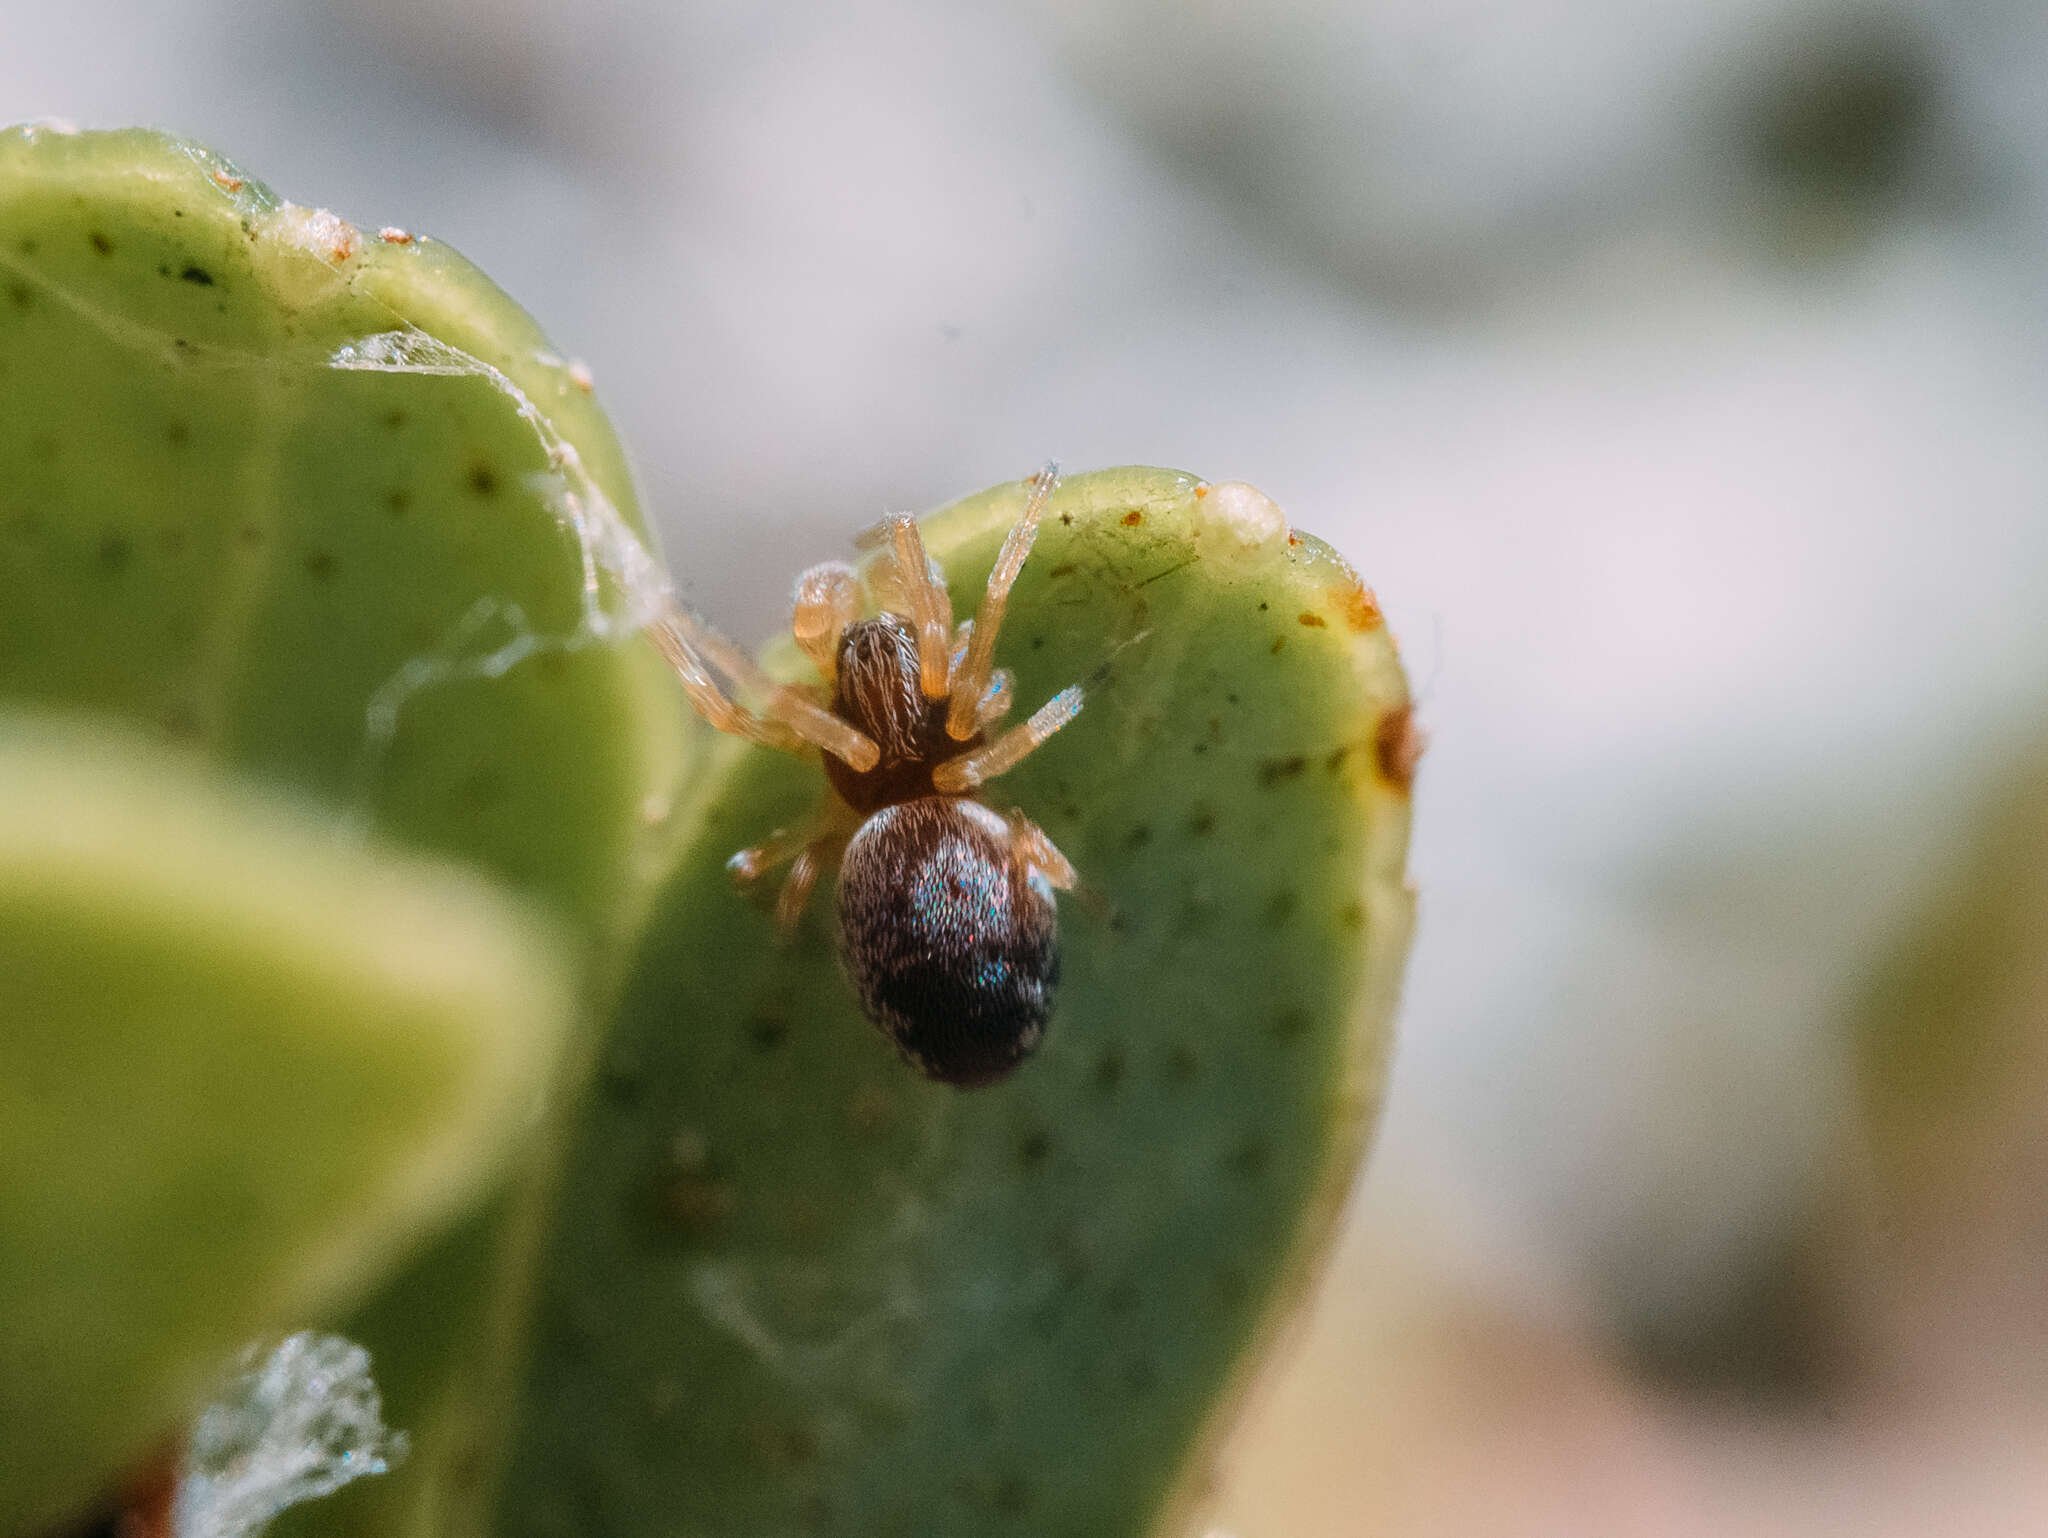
651;465;1083;1088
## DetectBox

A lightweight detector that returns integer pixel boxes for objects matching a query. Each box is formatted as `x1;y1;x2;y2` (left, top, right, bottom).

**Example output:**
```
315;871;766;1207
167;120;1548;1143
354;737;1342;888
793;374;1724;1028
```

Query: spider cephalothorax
652;466;1081;1087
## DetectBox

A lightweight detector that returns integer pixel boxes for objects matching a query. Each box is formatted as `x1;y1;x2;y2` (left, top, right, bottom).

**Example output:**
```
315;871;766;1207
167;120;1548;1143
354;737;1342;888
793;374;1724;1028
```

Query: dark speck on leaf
1094;1046;1126;1093
88;231;112;256
468;463;499;496
1258;755;1307;787
179;265;215;286
1016;1130;1050;1170
1226;1135;1270;1178
303;550;336;581
98;534;131;573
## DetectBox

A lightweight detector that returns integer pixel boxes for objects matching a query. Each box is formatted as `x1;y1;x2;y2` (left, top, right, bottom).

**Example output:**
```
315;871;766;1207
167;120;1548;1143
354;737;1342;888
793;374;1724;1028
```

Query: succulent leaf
499;468;1415;1538
0;126;687;1532
0;717;574;1536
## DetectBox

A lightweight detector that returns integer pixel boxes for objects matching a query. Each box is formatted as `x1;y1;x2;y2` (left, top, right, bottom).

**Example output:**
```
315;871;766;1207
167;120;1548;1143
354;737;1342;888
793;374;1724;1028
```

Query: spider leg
729;815;850;936
978;667;1014;728
649;609;804;753
791;561;861;683
727;819;823;884
655;604;880;772
932;684;1082;793
1005;812;1078;891
946;462;1057;740
775;844;826;932
880;512;953;700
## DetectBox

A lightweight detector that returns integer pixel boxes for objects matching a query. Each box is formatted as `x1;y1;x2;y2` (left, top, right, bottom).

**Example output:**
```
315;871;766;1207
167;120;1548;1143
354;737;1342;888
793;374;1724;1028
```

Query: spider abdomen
837;796;1059;1088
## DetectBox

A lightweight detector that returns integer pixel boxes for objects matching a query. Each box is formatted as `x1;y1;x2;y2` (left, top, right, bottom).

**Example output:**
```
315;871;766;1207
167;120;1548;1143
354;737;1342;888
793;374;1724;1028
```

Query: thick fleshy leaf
501;468;1415;1538
0;126;689;1533
0;718;575;1535
0;124;686;945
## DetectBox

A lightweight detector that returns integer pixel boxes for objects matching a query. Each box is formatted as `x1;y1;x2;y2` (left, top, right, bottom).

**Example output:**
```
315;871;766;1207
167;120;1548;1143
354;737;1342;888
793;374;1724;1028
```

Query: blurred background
11;0;2048;1531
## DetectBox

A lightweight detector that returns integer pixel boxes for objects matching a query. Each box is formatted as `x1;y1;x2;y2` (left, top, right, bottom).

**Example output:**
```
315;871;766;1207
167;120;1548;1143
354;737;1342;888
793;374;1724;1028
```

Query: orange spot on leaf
1297;611;1327;629
1373;704;1425;794
1121;510;1143;526
1332;577;1383;632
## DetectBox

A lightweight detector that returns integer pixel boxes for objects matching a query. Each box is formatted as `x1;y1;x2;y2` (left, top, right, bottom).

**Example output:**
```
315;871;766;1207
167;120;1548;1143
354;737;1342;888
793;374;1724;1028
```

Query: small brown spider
651;466;1082;1087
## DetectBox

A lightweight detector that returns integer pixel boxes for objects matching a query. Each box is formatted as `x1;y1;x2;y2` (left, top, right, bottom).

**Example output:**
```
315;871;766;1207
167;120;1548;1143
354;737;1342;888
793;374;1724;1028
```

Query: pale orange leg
775;846;824;931
977;667;1014;729
649;612;804;752
884;513;954;699
727;820;821;885
790;561;861;683
728;817;848;935
656;603;880;772
1006;812;1078;891
932;684;1082;793
946;463;1057;740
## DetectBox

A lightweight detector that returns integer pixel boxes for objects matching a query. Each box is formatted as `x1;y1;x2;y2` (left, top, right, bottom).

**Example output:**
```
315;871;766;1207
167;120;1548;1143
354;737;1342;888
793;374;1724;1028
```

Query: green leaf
499;468;1415;1538
0;716;575;1535
0;126;690;1531
0;124;688;948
